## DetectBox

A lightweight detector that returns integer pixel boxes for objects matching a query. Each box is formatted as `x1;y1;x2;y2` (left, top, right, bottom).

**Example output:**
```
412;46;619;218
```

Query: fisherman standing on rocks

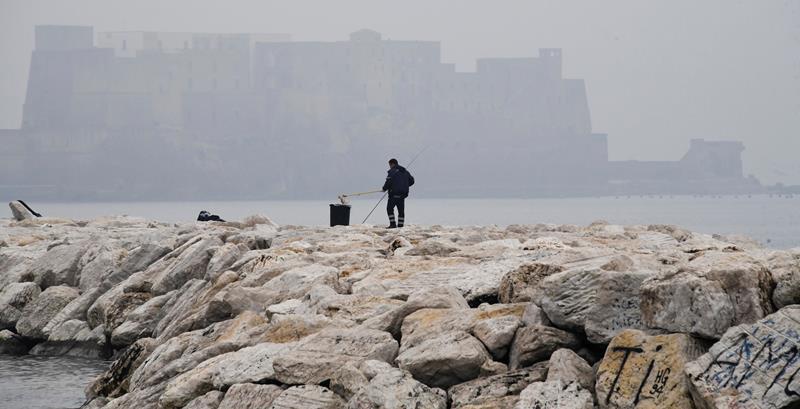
382;158;415;228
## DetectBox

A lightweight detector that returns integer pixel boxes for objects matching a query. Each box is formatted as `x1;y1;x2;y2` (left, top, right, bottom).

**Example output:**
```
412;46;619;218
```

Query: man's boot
387;222;397;229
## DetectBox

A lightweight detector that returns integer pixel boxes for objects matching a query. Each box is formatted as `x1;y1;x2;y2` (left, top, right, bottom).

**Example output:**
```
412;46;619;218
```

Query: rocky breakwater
1;207;800;409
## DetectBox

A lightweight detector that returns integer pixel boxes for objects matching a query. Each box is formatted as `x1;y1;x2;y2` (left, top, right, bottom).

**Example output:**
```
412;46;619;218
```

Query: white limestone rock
361;285;469;337
181;390;224;409
0;282;40;329
204;243;246;281
538;253;656;343
767;248;800;308
30;319;107;358
399;303;526;354
395;330;499;389
514;381;593;409
25;242;90;288
640;251;774;339
150;235;223;295
111;291;176;347
271;327;398;385
217;383;283;409
448;363;548;409
269;385;345;409
160;342;292;408
546;348;595;393
16;285;79;340
346;360;448;409
508;325;581;370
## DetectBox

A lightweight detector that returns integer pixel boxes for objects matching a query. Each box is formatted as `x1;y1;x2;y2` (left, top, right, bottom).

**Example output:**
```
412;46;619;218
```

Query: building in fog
0;25;761;200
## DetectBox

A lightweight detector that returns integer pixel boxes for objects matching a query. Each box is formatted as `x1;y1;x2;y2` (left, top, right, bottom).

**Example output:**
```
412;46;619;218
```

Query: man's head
388;158;398;168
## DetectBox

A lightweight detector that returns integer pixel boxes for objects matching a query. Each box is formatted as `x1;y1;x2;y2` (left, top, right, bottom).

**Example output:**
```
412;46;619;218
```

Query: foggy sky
1;0;798;185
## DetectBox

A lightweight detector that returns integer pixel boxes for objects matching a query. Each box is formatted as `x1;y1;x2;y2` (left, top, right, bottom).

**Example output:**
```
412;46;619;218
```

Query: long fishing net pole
361;145;429;224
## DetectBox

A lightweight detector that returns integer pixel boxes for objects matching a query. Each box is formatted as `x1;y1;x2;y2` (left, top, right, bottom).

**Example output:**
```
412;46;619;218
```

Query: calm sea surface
1;195;799;408
11;195;800;248
0;355;108;409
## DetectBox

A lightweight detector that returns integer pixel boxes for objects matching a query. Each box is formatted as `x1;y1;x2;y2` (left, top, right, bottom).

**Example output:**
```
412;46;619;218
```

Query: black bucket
329;204;351;227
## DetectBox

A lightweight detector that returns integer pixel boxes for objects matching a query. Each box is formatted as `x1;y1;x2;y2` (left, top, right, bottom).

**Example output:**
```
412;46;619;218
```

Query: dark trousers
387;195;405;226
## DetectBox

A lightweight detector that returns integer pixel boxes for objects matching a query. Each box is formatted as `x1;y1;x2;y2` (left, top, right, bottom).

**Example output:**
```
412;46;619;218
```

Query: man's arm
382;176;391;192
408;172;415;187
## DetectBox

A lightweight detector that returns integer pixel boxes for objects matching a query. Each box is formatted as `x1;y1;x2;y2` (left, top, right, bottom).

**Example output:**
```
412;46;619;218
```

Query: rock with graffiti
596;329;707;408
686;305;800;409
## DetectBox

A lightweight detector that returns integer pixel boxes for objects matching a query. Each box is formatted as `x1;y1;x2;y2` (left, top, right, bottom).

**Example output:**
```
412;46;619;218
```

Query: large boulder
640;251;774;339
767;249;800;308
547;348;595;393
272;327;398;385
160;342;292;408
399;303;526;355
471;314;522;360
0;282;40;329
217;384;283;409
16;285;79;339
86;286;152;334
362;285;469;337
29;319;108;358
448;363;548;408
204;243;246;281
78;246;126;291
268;385;345;409
596;329;706;409
128;311;268;392
86;337;158;399
538;253;656;343
24;242;90;288
111;291;176;347
685;305;800;409
118;242;173;278
150;235;223;295
41;287;103;335
346;360;448;409
223;264;343;311
182;390;224;409
514;381;593;409
508;325;581;370
498;262;564;303
357;257;528;304
153;273;237;341
395;330;501;389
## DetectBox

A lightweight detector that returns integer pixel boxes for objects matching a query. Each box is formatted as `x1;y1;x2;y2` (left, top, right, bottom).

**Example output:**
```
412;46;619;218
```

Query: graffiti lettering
605;346;644;405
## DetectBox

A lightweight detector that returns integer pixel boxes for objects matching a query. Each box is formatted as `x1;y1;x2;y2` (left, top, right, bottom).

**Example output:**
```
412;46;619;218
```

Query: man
382;158;415;228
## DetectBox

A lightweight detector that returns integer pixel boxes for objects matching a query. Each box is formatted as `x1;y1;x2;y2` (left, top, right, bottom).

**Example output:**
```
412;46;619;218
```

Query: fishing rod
361;145;429;224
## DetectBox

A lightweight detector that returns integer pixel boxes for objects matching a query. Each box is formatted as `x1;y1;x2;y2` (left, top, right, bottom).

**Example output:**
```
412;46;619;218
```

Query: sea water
15;195;800;248
0;355;108;409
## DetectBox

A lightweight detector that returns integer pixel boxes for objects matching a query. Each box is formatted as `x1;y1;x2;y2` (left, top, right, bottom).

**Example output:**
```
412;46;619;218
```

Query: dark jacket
382;166;415;198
